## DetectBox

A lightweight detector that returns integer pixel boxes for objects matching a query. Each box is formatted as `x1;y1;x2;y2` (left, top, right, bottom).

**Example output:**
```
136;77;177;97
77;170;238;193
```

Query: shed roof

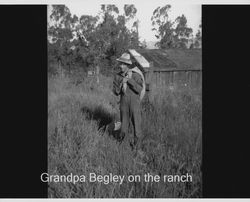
135;49;201;70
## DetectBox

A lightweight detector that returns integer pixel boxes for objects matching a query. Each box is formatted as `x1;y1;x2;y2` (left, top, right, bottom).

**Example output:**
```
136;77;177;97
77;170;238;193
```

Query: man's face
119;63;129;73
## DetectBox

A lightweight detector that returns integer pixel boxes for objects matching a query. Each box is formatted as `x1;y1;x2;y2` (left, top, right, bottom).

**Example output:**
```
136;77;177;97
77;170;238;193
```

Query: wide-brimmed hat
116;53;132;65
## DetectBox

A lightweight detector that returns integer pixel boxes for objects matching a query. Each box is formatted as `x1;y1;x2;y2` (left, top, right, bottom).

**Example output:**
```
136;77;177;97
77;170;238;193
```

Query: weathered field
48;74;202;198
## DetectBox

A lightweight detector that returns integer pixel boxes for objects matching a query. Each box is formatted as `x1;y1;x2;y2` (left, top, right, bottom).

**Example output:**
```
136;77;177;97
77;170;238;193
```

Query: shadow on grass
81;105;113;130
81;105;121;141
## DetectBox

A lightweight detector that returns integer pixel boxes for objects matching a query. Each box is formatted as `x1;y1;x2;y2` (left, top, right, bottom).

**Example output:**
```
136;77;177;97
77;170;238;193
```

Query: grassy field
48;73;202;198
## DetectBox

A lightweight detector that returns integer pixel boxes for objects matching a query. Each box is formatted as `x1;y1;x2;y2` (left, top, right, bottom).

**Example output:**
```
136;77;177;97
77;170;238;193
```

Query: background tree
93;4;141;73
124;5;140;48
48;5;78;76
75;15;99;68
173;14;193;48
194;23;202;48
151;5;193;49
48;4;142;76
141;39;147;49
151;5;174;49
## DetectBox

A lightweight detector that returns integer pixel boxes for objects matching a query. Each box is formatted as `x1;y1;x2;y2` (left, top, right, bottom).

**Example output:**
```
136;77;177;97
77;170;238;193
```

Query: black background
0;6;47;198
202;5;250;198
0;5;249;198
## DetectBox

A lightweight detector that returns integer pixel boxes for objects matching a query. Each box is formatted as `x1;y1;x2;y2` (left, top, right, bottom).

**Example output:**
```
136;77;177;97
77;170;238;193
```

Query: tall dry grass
48;74;202;198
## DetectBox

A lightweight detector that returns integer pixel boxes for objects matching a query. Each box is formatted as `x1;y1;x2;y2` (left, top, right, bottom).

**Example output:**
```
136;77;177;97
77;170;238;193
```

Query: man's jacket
113;69;144;99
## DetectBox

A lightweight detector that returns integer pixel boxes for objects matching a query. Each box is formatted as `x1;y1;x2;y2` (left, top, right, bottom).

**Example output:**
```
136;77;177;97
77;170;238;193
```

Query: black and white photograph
47;1;202;198
1;1;250;200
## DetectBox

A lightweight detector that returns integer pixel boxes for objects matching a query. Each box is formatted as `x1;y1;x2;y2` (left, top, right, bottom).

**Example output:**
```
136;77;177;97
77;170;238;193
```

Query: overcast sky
48;1;201;42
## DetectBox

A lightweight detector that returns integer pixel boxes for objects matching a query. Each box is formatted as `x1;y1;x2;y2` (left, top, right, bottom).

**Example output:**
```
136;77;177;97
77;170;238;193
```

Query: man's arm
113;74;123;96
127;72;143;94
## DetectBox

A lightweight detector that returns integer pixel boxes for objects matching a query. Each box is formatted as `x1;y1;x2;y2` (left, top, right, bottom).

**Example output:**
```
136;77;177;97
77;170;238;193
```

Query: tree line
48;4;201;76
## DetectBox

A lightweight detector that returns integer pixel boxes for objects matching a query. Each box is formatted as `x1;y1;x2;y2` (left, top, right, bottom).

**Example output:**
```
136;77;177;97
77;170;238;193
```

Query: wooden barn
127;49;202;91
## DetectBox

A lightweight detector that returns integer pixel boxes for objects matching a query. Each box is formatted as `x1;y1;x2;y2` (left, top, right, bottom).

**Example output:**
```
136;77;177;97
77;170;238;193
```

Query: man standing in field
113;52;146;159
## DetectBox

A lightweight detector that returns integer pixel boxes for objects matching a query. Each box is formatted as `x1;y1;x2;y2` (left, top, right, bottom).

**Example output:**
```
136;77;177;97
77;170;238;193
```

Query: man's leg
131;98;142;151
119;98;130;143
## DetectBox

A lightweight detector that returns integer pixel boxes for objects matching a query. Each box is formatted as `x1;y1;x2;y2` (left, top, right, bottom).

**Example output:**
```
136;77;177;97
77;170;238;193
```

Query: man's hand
127;70;132;79
123;71;132;84
123;77;129;83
